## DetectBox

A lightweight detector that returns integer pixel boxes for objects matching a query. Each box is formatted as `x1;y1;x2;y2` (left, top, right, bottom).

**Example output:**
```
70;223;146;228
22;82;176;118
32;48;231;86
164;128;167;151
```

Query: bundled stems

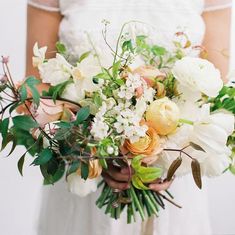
96;181;181;223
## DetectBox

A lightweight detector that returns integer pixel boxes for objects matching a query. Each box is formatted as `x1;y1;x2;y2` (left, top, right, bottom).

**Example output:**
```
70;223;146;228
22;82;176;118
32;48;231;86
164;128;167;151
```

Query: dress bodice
58;0;205;65
27;0;233;66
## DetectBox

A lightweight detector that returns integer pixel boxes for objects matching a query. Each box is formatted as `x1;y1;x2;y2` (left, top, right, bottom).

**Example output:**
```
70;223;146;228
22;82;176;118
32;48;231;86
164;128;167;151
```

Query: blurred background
0;1;234;235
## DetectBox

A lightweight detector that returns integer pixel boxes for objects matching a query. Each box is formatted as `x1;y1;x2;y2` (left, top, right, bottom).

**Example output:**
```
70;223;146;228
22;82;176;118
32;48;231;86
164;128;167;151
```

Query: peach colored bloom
124;126;161;156
34;99;79;127
133;65;166;87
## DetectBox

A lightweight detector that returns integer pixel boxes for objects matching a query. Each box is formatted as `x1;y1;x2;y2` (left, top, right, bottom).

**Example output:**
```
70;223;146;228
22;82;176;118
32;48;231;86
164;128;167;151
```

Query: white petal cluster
90;102;109;140
32;42;47;68
172;57;223;98
67;173;99;197
39;54;73;86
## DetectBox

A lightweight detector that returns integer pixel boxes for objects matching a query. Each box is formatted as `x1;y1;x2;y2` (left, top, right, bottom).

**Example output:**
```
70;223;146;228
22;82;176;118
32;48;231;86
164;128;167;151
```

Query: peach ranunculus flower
77;160;102;179
133;65;166;87
124;125;161;157
34;99;79;127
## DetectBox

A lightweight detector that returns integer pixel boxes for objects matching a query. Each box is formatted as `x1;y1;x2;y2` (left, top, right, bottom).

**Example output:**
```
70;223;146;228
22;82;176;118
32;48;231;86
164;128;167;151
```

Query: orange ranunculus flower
133;65;166;87
124;126;161;156
34;98;79;127
77;160;102;179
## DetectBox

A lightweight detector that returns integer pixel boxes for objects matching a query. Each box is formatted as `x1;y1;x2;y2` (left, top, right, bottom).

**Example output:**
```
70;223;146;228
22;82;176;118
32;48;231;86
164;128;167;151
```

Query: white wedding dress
27;1;232;235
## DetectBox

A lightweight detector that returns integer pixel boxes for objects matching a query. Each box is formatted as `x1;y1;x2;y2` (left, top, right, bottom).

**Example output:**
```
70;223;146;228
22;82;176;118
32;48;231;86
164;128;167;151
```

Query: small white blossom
107;146;114;155
91;118;109;140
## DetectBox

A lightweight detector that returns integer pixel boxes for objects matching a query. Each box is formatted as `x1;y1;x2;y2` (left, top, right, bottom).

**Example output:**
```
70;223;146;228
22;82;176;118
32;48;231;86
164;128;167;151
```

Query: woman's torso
58;0;205;65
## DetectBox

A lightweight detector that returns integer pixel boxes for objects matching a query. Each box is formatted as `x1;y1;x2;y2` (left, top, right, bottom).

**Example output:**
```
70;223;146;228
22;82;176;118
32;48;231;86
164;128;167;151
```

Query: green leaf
122;40;133;52
56;42;66;54
49;161;65;184
1;133;14;151
9;101;21;114
17;153;26;176
25;76;40;86
112;61;121;79
75;106;90;125
0;118;9;145
19;85;27;102
32;148;53;165
67;161;80;176
81;162;89;180
78;51;91;63
13;116;39;131
28;85;40;106
6;138;17;157
49;80;73;102
138;167;162;183
151;46;166;56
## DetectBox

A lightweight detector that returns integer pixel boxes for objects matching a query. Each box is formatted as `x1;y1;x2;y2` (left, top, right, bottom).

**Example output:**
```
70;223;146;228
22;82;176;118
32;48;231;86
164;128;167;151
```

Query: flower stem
129;186;145;221
179;118;194;125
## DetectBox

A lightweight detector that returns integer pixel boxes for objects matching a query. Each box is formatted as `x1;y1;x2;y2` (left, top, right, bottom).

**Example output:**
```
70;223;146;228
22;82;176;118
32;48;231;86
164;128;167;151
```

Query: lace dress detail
27;0;60;12
204;0;233;11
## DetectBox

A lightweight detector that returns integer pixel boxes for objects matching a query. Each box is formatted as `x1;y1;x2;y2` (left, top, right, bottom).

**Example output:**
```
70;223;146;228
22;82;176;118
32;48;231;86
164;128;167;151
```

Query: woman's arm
202;7;232;79
26;5;62;76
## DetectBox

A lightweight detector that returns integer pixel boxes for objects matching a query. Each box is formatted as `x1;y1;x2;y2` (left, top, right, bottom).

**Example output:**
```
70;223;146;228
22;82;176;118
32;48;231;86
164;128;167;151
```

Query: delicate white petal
67;173;98;197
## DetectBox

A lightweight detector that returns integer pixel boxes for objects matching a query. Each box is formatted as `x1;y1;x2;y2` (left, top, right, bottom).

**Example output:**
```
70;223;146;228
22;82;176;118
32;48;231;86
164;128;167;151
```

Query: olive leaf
191;159;202;189
166;157;182;181
189;142;206;152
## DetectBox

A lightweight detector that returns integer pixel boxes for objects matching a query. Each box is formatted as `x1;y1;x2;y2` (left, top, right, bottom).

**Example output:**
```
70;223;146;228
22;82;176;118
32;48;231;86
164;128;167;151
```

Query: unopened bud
1;56;9;64
0;75;8;85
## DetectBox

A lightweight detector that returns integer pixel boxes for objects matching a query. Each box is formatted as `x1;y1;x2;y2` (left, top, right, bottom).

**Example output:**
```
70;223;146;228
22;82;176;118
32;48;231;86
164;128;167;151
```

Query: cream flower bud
146;98;180;135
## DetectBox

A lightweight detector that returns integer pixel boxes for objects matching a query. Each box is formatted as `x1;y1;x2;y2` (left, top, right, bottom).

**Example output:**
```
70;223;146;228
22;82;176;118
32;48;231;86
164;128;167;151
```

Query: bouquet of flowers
0;22;234;223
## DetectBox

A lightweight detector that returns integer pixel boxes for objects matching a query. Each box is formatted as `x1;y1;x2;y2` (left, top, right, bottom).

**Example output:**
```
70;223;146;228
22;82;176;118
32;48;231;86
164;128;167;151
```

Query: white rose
67;173;98;197
32;42;47;68
39;54;72;86
172;57;223;98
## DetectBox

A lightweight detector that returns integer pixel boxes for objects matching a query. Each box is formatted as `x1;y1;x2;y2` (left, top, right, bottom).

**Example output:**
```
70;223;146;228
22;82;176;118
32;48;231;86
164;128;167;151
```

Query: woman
27;1;232;235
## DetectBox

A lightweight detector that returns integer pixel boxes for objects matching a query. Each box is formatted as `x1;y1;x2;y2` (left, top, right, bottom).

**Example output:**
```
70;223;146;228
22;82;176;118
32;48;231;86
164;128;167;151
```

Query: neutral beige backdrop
0;1;234;235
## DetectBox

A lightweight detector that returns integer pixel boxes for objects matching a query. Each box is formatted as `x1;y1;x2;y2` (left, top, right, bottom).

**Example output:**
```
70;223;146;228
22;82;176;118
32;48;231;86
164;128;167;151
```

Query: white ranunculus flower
172;57;223;98
67;173;99;197
39;54;73;86
32;42;47;68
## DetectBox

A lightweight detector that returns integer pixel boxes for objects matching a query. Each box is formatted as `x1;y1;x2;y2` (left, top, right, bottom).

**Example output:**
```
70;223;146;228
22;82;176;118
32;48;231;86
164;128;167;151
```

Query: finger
150;178;163;184
102;172;130;190
149;180;173;192
105;164;131;182
120;167;134;175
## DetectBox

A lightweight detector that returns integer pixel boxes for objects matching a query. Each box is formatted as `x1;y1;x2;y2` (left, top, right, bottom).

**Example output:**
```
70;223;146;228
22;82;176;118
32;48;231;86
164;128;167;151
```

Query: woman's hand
102;164;173;192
